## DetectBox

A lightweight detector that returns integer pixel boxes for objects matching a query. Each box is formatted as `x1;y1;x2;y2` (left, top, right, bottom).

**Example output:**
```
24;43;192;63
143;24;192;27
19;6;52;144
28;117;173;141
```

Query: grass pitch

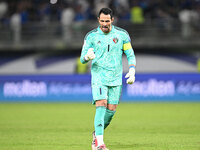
0;102;200;150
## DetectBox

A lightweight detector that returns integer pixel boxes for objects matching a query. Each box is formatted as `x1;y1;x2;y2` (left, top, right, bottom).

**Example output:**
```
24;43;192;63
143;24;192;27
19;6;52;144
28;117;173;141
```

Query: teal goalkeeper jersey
80;25;136;86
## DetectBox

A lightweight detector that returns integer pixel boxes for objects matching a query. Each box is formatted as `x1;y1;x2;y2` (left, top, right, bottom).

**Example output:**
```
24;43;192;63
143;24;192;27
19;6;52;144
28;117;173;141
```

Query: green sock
104;109;116;129
94;106;106;136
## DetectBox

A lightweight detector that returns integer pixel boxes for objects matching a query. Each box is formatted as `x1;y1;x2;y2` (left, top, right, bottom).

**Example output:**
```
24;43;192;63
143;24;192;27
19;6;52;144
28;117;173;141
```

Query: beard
101;25;110;33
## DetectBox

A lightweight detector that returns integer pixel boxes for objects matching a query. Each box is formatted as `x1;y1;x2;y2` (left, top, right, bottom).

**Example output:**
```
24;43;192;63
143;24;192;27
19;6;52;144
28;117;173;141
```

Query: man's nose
102;22;107;26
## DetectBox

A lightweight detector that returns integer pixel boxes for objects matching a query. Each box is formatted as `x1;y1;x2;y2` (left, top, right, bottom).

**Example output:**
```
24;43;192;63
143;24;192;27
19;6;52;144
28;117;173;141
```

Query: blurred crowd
0;0;200;40
0;0;200;24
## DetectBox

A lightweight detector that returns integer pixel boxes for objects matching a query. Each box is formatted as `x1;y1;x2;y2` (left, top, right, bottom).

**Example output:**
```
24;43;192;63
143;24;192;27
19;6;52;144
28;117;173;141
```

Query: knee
107;104;117;111
96;99;107;107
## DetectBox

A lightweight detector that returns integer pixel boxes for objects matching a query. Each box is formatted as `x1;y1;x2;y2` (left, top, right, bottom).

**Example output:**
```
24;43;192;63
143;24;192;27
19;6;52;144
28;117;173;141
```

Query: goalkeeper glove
125;68;135;84
84;48;96;61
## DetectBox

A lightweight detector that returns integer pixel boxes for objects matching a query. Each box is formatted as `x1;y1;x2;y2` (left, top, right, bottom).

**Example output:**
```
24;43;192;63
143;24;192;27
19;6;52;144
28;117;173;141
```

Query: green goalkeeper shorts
92;84;122;105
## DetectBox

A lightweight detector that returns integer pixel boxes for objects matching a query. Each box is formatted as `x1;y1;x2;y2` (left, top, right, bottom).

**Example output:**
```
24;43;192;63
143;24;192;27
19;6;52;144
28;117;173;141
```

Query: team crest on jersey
113;38;118;44
97;41;101;44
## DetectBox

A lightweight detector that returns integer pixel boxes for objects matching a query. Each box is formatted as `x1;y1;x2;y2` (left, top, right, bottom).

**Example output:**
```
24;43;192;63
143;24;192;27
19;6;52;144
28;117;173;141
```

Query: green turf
0;102;200;150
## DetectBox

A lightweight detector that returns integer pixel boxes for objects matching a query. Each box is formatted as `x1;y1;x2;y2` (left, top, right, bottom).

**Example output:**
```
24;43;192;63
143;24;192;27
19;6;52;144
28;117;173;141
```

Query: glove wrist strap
129;66;135;69
84;55;89;61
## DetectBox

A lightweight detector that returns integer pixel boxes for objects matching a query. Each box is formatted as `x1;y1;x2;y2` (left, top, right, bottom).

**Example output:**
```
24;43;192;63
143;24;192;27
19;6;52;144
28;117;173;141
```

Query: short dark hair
98;8;113;19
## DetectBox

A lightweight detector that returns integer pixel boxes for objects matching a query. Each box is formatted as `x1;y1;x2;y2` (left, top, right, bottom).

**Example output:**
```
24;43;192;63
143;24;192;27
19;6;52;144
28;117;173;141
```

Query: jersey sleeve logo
113;37;119;44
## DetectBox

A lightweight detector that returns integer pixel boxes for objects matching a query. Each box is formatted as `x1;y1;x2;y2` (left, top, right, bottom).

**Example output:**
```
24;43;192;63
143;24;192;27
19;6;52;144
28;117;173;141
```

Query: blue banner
0;73;200;102
122;73;200;101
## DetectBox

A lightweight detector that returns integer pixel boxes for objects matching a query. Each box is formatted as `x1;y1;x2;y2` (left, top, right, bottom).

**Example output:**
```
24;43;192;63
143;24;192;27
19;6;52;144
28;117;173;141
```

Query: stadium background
0;1;200;150
0;0;199;101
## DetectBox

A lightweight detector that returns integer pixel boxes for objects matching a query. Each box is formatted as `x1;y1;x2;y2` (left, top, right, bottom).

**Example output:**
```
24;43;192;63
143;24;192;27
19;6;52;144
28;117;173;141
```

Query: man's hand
125;68;135;84
84;48;96;61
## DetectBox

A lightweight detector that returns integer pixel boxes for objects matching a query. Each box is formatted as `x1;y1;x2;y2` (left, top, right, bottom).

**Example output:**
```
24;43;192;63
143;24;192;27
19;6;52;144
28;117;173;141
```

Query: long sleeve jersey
80;25;136;86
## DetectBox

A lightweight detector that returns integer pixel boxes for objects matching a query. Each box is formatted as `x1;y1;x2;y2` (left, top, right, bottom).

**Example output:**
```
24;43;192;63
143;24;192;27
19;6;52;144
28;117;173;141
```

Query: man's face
98;13;114;33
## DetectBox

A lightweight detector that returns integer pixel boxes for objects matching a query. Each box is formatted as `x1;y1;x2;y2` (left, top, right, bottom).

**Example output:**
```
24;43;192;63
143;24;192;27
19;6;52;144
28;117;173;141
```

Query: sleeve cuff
129;65;136;69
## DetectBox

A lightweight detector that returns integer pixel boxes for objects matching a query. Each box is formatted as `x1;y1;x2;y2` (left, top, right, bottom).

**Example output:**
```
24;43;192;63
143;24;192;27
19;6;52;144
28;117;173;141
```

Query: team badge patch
97;41;101;44
113;38;118;44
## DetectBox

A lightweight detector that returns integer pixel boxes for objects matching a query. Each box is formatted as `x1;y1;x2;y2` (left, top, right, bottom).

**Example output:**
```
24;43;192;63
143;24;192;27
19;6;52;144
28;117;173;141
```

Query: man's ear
111;17;114;23
97;17;100;24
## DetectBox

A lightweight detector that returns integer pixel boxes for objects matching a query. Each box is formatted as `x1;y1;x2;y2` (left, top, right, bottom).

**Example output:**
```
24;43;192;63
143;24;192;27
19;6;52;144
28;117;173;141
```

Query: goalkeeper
80;8;136;150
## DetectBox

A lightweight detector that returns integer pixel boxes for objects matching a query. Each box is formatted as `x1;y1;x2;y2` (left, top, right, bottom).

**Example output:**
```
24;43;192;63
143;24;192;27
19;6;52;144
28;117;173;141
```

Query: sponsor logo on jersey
113;38;118;44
